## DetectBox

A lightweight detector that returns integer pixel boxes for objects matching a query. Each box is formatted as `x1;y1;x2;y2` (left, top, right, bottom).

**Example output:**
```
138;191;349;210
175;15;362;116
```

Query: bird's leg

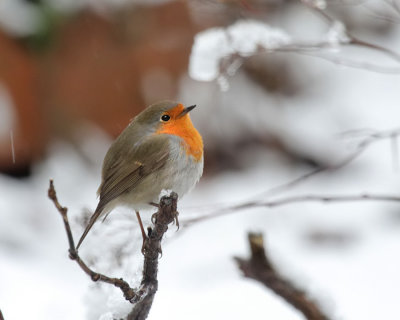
135;211;147;254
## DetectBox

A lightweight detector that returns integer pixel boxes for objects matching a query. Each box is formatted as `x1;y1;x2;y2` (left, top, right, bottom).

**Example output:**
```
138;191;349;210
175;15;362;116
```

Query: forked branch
48;179;179;320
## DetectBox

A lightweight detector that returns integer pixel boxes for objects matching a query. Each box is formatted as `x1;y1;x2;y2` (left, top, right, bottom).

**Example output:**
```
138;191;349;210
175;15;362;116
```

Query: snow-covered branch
189;1;400;85
48;180;179;320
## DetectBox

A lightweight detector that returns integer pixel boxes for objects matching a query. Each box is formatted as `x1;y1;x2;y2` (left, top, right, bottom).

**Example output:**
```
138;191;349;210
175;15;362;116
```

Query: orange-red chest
157;115;203;162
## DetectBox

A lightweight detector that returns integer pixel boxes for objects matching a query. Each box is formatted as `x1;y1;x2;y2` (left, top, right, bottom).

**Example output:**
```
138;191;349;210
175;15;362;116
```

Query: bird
76;100;203;249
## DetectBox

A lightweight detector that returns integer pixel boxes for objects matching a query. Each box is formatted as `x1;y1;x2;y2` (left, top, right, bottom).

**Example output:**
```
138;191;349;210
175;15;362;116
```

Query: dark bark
48;179;179;320
234;233;330;320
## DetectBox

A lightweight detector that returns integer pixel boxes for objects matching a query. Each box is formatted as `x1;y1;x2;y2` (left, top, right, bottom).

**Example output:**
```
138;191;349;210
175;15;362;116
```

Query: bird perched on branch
77;101;203;249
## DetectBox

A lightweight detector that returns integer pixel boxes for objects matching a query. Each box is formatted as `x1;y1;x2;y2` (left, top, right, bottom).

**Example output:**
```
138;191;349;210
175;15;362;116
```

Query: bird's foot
151;212;157;224
172;210;180;231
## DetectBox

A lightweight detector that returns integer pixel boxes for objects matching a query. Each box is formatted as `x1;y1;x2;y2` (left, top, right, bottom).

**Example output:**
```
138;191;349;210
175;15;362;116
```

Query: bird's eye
161;114;170;122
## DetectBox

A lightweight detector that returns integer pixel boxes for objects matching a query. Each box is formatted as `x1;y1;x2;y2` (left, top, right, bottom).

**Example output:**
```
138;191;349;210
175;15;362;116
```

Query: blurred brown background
0;0;396;177
0;1;203;176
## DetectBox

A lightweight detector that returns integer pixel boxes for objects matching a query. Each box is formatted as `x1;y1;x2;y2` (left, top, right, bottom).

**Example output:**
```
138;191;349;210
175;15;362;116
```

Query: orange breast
156;105;203;161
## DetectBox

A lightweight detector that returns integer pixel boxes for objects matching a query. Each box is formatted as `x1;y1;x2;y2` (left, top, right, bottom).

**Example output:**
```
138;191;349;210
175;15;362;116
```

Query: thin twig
257;128;400;199
48;180;179;319
234;233;330;320
301;0;400;63
48;180;137;302
391;133;399;171
183;127;400;225
184;193;400;225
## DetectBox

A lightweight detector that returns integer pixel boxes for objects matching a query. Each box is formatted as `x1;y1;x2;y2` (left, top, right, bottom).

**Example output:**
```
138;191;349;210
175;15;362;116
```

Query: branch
184;193;400;225
216;1;400;82
234;233;330;320
127;192;179;320
48;180;137;301
0;309;4;320
301;0;400;64
183;127;400;225
48;180;179;320
255;127;400;199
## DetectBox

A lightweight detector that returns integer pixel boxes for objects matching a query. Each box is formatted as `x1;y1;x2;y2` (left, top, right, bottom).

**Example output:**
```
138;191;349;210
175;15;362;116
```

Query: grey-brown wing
97;134;170;212
76;134;170;250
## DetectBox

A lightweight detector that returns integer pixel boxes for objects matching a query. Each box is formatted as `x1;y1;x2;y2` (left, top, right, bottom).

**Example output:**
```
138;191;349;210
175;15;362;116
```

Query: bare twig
275;128;399;193
283;49;400;74
0;309;4;320
301;0;400;63
48;180;137;301
184;193;400;225
258;127;400;199
183;127;400;225
234;233;330;320
48;180;179;319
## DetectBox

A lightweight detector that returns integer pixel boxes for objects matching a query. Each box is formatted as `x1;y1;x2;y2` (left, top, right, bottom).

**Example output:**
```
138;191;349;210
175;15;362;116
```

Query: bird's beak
178;105;196;118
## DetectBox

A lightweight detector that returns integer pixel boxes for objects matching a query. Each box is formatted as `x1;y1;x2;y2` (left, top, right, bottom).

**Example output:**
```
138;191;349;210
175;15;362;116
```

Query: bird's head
136;100;197;133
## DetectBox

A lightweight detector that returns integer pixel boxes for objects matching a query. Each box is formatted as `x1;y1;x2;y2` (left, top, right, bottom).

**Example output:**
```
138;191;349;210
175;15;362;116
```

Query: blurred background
1;0;400;319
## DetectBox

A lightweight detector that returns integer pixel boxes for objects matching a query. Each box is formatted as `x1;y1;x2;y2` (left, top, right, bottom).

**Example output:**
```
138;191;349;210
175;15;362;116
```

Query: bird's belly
163;151;203;198
119;140;203;210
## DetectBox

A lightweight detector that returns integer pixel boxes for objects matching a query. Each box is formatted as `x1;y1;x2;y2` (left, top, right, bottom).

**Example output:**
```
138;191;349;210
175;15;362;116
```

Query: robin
76;100;203;249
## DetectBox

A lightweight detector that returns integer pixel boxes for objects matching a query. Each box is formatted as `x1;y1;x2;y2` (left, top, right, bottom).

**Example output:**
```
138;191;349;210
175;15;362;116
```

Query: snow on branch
189;20;291;81
48;180;179;320
189;1;400;83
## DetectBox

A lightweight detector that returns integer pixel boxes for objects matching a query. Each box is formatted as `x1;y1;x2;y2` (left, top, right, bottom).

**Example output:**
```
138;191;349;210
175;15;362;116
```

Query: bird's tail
76;203;105;249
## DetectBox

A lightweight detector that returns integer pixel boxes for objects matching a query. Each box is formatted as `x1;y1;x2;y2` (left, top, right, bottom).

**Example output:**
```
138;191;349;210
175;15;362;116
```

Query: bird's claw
173;211;179;230
151;212;157;224
158;245;163;257
141;242;146;255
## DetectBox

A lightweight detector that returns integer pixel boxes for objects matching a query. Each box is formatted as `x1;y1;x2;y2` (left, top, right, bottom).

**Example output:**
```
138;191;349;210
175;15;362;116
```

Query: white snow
326;21;350;48
2;4;400;320
189;20;291;81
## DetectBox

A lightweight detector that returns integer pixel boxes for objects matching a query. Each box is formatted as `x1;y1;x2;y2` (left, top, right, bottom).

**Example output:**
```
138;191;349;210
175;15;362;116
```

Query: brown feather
76;134;170;249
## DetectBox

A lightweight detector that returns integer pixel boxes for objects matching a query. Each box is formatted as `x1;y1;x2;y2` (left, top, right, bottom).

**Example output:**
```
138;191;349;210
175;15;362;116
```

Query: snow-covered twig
189;2;400;85
235;233;330;320
48;180;179;320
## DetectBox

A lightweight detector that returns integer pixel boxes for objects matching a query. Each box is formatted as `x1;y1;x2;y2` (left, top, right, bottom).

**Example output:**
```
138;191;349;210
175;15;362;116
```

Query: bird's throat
157;116;203;161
